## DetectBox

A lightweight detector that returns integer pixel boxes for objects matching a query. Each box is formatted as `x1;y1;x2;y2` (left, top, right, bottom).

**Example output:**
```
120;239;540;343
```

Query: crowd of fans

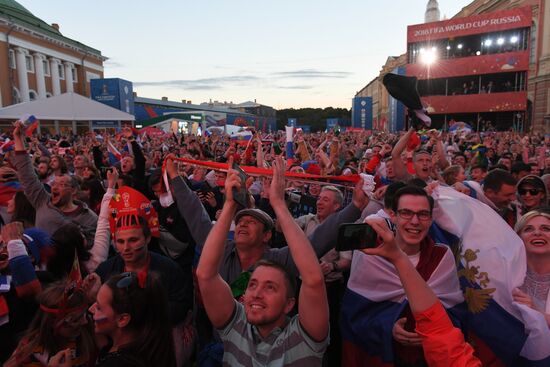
0;120;549;367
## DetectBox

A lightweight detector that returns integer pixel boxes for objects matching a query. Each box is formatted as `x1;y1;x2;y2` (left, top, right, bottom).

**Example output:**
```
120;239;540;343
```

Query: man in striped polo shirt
196;157;329;366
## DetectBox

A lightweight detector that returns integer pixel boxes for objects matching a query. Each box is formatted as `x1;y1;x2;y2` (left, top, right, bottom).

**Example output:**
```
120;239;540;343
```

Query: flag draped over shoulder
341;235;464;366
431;186;550;366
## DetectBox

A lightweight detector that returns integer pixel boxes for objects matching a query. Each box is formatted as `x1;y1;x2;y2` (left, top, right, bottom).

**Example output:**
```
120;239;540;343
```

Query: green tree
276;107;351;132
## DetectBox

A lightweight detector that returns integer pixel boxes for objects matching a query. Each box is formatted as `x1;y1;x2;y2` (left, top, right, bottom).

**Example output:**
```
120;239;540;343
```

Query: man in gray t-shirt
196;157;329;366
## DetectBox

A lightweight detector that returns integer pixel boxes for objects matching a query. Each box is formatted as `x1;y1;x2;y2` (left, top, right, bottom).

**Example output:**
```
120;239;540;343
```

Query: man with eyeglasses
341;185;463;367
9;122;98;244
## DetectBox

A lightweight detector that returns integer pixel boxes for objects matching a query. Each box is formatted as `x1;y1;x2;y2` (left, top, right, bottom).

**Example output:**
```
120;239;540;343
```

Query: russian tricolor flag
285;126;294;162
341;186;550;366
431;186;550;366
24;115;39;137
341;234;464;366
107;140;122;165
0;140;14;155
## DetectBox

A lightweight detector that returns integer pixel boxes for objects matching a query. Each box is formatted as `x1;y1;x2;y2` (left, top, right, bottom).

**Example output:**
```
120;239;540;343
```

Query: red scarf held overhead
161;157;361;184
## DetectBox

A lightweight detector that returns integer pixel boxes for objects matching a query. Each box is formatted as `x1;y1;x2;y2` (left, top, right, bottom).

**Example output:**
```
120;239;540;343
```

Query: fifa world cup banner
352;97;372;129
408;6;532;43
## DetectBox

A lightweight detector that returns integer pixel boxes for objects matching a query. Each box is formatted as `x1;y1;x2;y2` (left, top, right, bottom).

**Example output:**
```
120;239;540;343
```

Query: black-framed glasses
518;188;541;196
396;209;432;221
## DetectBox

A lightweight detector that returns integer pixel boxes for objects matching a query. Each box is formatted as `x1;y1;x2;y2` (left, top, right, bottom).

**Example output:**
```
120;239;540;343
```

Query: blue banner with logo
387;67;406;132
288;118;297;127
352;97;372;129
91;78;134;115
326;118;339;130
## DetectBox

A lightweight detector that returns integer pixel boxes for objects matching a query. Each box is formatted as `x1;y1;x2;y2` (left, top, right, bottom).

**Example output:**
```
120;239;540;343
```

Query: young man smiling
341;185;463;366
94;213;191;327
196;157;329;366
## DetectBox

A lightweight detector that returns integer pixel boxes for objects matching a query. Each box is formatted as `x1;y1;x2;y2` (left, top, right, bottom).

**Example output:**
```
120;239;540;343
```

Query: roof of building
138;113;202;127
0;92;134;121
235;101;262;108
134;96;255;116
0;0;102;56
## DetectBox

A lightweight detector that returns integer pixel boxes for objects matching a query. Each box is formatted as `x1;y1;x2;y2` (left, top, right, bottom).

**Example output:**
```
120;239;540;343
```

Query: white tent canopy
0;92;135;121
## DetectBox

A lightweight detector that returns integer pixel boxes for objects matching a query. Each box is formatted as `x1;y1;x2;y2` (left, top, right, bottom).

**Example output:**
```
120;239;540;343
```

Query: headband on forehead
39;285;86;320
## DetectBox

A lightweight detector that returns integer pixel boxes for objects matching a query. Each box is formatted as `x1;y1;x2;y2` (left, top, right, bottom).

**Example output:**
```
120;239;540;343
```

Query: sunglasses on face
518;188;541;196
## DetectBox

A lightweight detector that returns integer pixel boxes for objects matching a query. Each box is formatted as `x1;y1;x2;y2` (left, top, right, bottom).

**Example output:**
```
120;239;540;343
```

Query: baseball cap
235;208;274;231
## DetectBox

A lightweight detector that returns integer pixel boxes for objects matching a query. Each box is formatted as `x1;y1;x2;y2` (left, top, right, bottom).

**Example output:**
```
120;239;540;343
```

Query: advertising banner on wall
326;118;339;130
288;118;297;127
408;6;532;43
387;67;406;132
406;51;529;79
352;97;372;129
90;78;135;116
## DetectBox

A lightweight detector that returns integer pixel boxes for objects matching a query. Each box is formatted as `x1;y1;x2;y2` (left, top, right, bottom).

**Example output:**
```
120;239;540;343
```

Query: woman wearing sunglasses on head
57;271;175;367
4;281;95;367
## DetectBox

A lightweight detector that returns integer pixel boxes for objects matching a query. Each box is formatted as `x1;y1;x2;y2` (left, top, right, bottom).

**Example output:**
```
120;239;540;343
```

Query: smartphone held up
336;223;379;252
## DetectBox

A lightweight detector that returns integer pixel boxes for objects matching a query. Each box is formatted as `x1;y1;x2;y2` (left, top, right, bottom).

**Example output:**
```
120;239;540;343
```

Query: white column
541;0;550;59
15;47;30;102
50;58;61;95
64;62;74;93
33;53;47;99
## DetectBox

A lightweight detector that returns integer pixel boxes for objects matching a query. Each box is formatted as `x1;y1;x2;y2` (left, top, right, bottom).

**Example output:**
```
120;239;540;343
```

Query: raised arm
86;168;118;273
270;179;366;275
269;157;329;342
256;134;265;168
195;159;240;328
165;155;213;248
391;129;414;180
10;122;49;209
363;218;482;367
432;132;450;170
4;222;41;298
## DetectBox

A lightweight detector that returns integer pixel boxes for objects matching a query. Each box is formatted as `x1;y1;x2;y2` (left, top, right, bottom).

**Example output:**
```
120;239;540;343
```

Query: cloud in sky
272;69;352;79
134;69;343;91
134;75;260;90
275;85;314;90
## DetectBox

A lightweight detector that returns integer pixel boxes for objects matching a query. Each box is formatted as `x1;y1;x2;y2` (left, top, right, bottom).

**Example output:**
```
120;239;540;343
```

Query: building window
29;90;38;101
43;60;50;76
58;64;65;79
12;87;21;104
8;50;16;69
25;55;34;73
530;22;537;64
71;67;78;82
